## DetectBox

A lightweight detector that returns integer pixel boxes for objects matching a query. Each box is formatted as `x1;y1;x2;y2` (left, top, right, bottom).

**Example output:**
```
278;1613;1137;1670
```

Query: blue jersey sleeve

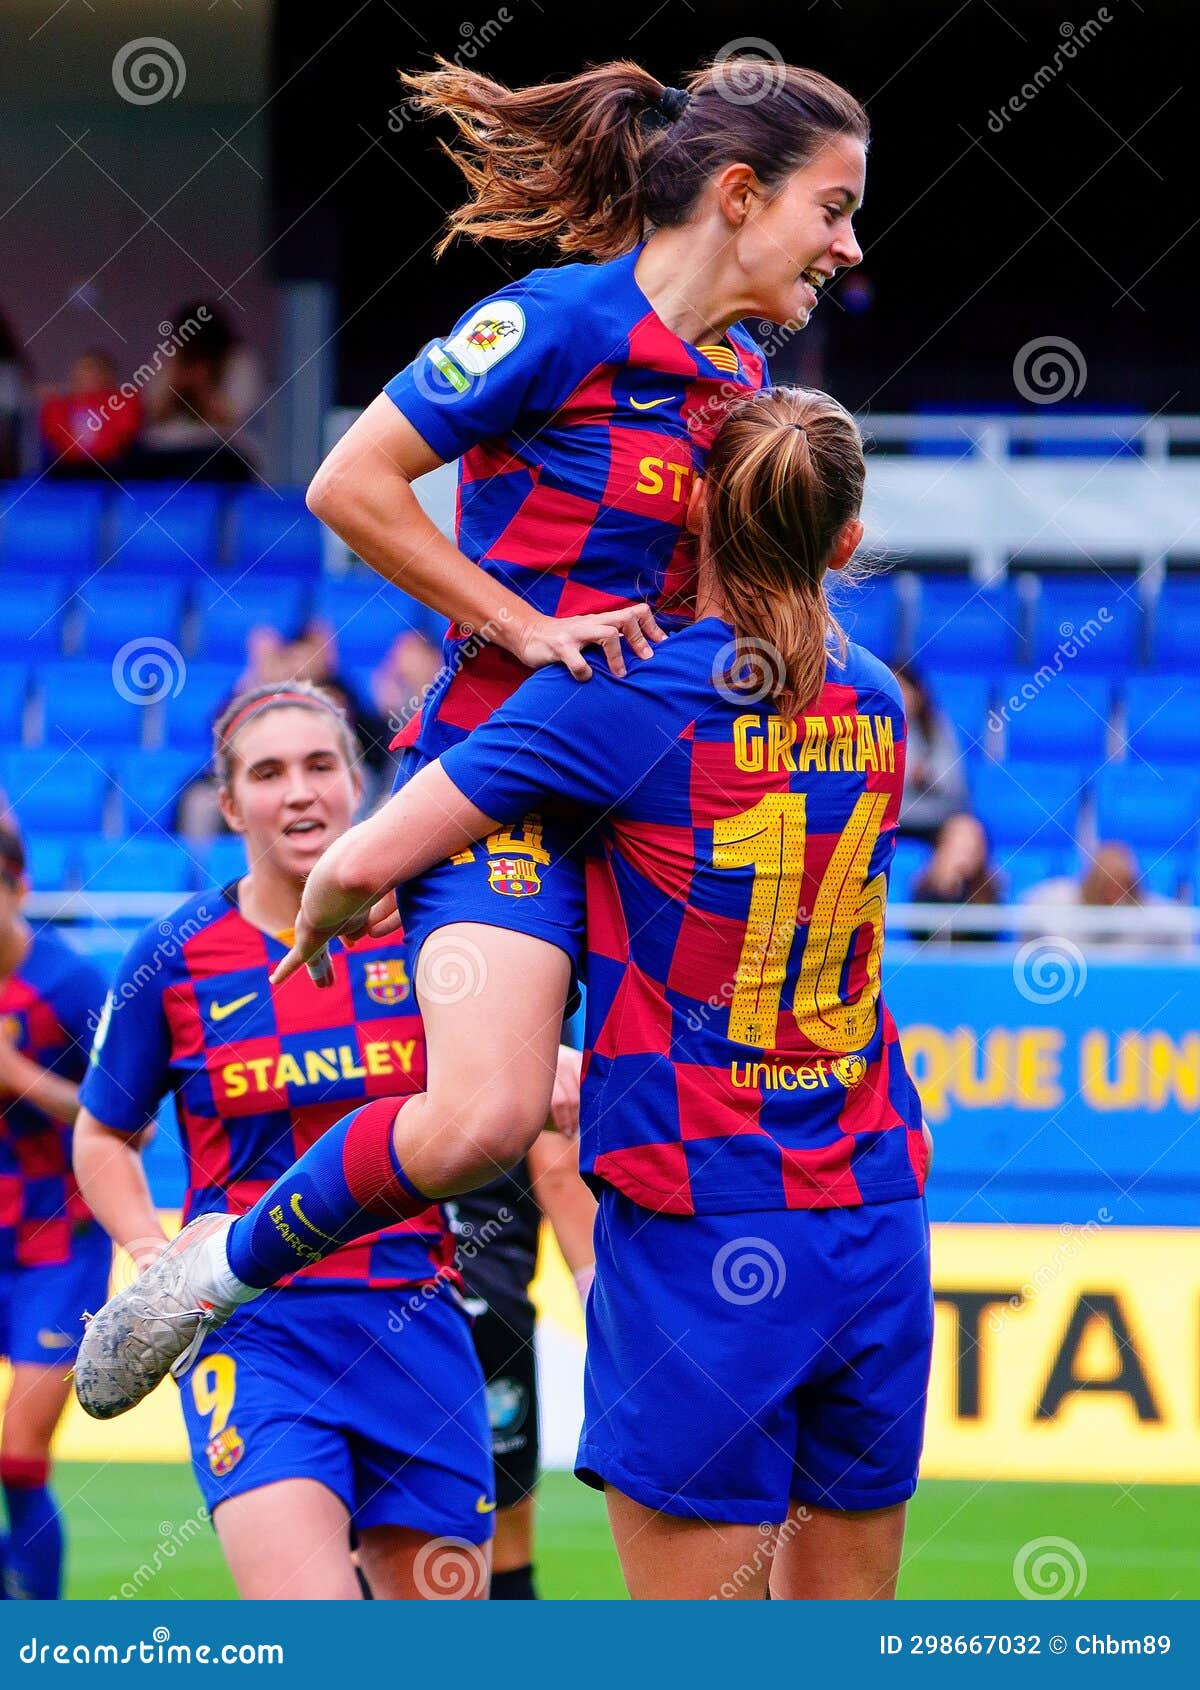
383;269;579;462
439;648;693;822
78;921;174;1134
51;949;109;1077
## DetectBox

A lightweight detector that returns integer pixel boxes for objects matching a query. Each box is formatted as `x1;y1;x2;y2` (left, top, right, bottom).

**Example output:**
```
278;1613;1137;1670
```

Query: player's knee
427;1082;548;1182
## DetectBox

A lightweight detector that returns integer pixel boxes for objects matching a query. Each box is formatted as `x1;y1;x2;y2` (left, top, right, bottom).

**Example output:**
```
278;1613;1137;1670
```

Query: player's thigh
417;922;571;1130
770;1498;908;1600
212;1478;361;1600
0;1364;74;1458
358;1525;491;1600
605;1486;772;1601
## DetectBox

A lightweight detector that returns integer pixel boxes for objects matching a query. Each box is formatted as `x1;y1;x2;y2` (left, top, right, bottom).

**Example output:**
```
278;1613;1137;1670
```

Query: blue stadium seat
161;661;239;748
1031;583;1143;672
78;836;195;894
1;485;105;577
193;577;308;660
5;577;69;657
969;759;1085;851
0;664;29;743
0;751;108;834
834;577;903;664
998;845;1077;901
911;580;1022;671
201;833;248;886
229;488;322;576
1000;673;1112;762
927;674;993;757
890;838;933;901
21;835;78;891
1094;765;1200;854
110;483;222;574
1122;675;1200;765
40;660;150;748
108;749;208;832
312;578;431;667
1151;582;1200;671
75;576;187;659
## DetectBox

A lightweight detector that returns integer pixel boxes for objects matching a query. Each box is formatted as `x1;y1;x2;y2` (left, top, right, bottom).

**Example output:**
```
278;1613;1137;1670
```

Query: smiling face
730;133;867;328
218;706;361;887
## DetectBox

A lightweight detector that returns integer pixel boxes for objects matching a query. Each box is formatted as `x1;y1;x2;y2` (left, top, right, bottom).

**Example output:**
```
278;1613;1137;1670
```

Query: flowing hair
702;386;868;720
396;56;868;260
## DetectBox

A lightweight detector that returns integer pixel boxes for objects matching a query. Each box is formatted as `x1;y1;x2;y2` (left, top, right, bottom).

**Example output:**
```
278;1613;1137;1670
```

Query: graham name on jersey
732;711;896;775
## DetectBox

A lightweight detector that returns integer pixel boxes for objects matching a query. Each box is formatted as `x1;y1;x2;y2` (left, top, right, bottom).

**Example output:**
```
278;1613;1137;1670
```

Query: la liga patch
445;301;526;374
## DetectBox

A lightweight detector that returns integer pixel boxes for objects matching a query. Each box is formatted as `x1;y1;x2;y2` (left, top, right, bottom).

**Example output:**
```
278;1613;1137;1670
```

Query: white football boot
74;1213;259;1419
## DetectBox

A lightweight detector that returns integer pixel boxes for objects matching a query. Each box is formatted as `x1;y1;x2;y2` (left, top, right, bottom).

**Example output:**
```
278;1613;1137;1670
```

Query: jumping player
75;387;933;1601
0;823;109;1599
72;686;494;1600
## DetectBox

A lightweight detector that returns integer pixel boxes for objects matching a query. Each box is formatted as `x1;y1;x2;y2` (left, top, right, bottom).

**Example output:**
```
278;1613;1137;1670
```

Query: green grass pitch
55;1463;1200;1600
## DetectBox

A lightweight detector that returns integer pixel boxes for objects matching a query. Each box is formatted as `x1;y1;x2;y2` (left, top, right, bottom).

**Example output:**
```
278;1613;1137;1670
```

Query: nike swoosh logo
475;1496;498;1514
629;394;679;411
210;992;258;1023
38;1329;74;1349
290;1192;342;1246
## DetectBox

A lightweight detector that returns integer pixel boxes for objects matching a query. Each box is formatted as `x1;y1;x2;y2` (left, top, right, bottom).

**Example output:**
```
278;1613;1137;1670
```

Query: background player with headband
0;824;108;1599
77;388;932;1604
73;684;494;1600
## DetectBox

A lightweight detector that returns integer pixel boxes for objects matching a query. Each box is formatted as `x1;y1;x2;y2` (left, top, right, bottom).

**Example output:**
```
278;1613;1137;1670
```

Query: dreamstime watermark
986;1210;1113;1335
386;611;513;740
711;39;787;106
106;1509;210;1600
712;1506;811;1598
1013;1535;1088;1599
687;314;807;439
112;38;187;106
86;308;212;436
417;931;489;1005
387;1208;511;1334
987;609;1112;735
112;636;187;705
1013;936;1088;1004
987;11;1113;133
387;11;513;131
712;1237;787;1304
1013;335;1088;404
711;635;787;706
412;1536;489;1599
87;908;213;1038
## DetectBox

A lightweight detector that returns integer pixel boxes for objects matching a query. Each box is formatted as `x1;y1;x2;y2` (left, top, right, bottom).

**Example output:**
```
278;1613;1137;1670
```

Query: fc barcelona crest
364;958;411;1005
487;856;542;898
206;1425;245;1476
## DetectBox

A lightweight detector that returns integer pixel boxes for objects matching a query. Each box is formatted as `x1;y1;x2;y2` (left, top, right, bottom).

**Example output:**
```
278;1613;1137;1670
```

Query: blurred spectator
1022;841;1190;949
893;664;968;842
40;349;141;479
135;301;263;482
371;630;443;737
910;813;1003;943
0;307;32;478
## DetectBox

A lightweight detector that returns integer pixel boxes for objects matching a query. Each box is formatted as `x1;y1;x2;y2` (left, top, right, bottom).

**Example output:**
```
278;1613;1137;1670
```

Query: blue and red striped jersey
440;619;927;1216
79;887;452;1289
384;245;768;756
0;927;107;1268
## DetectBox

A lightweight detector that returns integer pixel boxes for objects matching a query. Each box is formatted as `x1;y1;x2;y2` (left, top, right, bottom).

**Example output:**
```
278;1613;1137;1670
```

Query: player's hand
364;889;404;940
514;605;667;681
548;1043;583;1137
270;863;374;987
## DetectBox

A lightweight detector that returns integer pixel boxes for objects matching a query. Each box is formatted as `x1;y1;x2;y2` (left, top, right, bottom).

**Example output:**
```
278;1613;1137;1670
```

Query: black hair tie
640;85;692;131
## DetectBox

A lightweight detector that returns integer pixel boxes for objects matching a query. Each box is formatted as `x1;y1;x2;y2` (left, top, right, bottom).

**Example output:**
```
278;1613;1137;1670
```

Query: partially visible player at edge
0;823;109;1599
73;687;497;1600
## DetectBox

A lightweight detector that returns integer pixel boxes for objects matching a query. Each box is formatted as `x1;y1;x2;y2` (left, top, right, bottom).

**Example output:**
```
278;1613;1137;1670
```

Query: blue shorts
576;1192;933;1523
0;1222;111;1367
179;1279;495;1542
394;746;586;983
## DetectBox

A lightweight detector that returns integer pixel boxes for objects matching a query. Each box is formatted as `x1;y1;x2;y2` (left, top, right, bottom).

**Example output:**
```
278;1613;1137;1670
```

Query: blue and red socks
224;1098;430;1290
1;1456;63;1600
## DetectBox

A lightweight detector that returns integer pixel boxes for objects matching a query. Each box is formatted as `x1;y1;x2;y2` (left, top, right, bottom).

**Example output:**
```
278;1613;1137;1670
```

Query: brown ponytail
397;55;868;262
702;386;867;720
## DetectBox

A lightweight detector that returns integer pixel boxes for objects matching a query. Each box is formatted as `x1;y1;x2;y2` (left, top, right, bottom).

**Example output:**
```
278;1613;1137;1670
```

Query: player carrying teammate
72;686;494;1599
0;823;109;1599
74;386;932;1600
